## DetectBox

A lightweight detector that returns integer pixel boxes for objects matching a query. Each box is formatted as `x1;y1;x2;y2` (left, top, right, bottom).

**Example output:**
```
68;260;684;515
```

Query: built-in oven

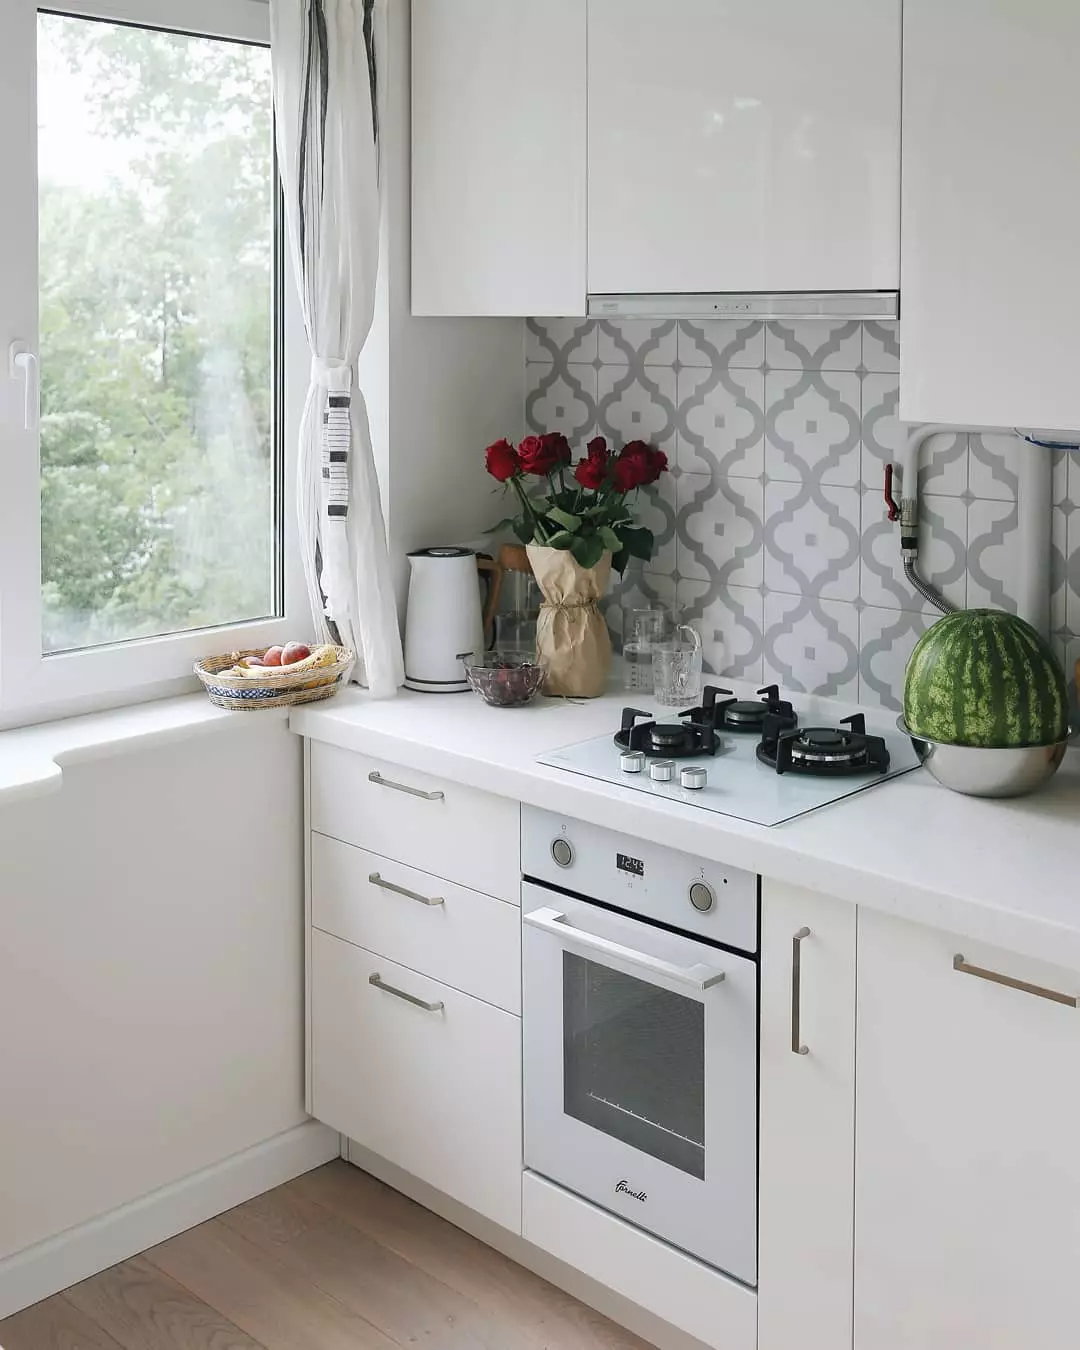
521;806;758;1286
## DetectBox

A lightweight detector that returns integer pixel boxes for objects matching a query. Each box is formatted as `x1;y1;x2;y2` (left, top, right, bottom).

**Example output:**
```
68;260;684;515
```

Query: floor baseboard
0;1119;340;1320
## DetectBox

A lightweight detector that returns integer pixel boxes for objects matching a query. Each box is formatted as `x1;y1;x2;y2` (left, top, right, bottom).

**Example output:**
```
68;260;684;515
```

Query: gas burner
757;713;890;776
696;683;799;736
615;707;720;759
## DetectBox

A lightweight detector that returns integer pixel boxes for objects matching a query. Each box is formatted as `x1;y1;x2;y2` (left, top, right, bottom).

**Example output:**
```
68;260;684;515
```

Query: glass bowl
463;653;545;708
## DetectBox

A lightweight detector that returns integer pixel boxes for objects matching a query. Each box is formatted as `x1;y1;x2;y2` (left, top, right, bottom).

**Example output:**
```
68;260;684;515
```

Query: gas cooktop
539;684;921;827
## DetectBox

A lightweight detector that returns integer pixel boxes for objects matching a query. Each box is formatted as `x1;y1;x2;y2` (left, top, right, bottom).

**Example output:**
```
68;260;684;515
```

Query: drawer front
311;930;522;1234
309;743;519;900
311;833;520;1013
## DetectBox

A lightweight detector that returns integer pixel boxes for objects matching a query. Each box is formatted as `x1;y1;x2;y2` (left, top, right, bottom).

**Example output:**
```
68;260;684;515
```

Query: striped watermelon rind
903;609;1069;749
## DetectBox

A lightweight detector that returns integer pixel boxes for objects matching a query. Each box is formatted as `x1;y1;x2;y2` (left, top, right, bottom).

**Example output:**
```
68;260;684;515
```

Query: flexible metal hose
904;556;958;615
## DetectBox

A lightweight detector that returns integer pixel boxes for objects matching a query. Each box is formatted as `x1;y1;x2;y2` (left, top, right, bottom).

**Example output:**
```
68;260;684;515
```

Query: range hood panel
588;292;899;322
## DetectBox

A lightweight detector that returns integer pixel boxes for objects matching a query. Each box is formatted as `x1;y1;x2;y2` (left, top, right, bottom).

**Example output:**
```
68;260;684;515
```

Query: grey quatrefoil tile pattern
525;318;1078;708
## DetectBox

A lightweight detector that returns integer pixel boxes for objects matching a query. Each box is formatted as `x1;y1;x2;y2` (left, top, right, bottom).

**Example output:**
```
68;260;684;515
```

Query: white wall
362;0;525;615
0;719;310;1272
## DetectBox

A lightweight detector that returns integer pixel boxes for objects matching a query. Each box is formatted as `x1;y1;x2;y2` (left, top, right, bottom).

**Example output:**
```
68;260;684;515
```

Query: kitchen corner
291;685;1080;972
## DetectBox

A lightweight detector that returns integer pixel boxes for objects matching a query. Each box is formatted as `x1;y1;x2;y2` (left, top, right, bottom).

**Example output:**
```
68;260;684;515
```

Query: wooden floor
0;1161;654;1350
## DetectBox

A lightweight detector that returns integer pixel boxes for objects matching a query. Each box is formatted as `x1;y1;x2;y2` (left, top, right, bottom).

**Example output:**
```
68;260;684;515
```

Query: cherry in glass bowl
463;652;545;708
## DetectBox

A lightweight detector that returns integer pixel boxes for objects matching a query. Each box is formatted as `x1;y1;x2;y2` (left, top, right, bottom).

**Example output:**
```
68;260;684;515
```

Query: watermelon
903;609;1069;748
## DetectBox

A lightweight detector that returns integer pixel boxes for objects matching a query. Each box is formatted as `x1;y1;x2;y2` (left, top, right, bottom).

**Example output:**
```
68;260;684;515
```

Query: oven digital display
616;853;644;877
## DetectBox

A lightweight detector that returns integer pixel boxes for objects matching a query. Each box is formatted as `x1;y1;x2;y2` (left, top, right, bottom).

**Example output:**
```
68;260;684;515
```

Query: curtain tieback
310;356;353;392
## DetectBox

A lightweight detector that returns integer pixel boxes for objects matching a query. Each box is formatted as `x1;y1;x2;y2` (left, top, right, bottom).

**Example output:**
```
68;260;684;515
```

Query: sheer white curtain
270;0;403;696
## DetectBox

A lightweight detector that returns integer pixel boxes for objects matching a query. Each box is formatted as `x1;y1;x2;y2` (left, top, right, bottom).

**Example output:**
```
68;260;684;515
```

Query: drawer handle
369;972;444;1013
368;871;444;907
953;954;1077;1008
792;927;811;1055
367;770;444;801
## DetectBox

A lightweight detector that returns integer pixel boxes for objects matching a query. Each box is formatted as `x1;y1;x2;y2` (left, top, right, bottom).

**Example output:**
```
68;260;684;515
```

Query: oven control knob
649;758;676;782
689;881;716;913
551;837;575;868
681;765;708;790
620;750;646;774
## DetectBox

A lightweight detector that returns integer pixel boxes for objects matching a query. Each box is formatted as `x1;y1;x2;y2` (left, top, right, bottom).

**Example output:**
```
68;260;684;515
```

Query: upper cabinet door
900;1;1080;430
411;0;586;317
587;0;901;296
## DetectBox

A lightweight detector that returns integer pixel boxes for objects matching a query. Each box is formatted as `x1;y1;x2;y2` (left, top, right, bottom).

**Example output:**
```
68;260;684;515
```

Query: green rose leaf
599;525;622;553
547;506;582;532
571;532;605;569
617;525;654;561
545;529;578;550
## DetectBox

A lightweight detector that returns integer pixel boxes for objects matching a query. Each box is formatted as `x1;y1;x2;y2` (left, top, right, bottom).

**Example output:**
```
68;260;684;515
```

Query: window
0;0;305;717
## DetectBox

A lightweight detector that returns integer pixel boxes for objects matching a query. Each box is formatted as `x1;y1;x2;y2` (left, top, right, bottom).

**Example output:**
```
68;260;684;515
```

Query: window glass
37;14;278;653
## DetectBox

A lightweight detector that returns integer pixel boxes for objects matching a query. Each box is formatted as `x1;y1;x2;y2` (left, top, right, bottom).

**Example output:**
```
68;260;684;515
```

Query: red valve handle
884;463;900;522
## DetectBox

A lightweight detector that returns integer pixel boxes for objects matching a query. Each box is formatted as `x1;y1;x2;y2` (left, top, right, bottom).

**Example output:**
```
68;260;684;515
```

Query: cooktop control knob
649;758;676;782
620;750;646;774
551;837;574;868
681;765;708;790
689;880;716;912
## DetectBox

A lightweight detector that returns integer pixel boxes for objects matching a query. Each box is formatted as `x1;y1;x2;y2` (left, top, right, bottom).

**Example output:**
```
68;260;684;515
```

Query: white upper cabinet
411;0;586;317
587;0;901;296
855;908;1080;1350
900;1;1080;430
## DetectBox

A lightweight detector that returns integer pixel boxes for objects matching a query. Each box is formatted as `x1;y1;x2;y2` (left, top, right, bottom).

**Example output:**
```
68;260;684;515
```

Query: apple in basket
282;642;311;665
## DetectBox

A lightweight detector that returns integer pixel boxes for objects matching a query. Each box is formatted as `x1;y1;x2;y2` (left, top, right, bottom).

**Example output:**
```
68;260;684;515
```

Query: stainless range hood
588;291;898;321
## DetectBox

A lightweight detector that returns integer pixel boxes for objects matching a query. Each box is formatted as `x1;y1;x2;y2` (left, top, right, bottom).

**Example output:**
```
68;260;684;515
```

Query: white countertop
292;683;1080;972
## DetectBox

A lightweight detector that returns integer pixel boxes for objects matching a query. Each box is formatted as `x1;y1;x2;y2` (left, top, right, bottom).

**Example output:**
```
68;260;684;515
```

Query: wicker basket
194;645;355;711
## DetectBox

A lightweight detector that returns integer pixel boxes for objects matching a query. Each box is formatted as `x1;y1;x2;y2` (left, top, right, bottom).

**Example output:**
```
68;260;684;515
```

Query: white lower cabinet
310;929;522;1233
758;881;856;1350
854;908;1080;1350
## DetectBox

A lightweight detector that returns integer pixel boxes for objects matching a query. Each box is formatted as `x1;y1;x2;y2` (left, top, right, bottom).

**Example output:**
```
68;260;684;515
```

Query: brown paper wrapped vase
527;544;612;698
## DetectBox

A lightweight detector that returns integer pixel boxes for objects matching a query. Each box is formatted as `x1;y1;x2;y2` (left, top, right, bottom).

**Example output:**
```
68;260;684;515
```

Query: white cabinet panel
587;0;900;296
311;832;521;1013
900;1;1080;430
311;930;522;1233
855;909;1080;1350
309;743;520;902
411;0;586;316
522;1172;757;1350
759;883;855;1350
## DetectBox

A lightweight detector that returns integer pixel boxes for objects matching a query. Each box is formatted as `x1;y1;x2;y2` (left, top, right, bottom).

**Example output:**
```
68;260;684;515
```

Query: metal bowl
897;718;1069;798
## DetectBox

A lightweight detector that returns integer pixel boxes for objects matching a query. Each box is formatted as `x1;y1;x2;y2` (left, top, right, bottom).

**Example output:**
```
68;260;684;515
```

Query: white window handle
8;343;38;431
523;906;727;993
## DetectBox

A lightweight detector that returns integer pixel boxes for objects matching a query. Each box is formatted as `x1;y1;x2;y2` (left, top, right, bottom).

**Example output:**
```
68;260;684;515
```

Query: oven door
522;882;757;1285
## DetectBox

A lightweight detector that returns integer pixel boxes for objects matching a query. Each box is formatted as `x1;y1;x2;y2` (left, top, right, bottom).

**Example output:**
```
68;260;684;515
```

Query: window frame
0;0;308;721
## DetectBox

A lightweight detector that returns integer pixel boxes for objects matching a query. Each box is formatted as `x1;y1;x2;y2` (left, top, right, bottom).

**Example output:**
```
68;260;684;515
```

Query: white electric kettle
403;548;502;692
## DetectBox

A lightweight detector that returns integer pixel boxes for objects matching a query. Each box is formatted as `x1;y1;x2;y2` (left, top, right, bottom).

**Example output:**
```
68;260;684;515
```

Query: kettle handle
477;556;504;648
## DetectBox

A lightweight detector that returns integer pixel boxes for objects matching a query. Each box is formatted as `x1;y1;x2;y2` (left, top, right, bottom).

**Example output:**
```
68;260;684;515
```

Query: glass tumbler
622;607;673;692
653;625;703;707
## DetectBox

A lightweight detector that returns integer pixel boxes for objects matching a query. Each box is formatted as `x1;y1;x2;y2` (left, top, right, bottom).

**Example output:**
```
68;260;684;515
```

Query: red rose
574;435;610;489
613;440;668;491
541;431;572;466
484;438;520;482
518;431;571;476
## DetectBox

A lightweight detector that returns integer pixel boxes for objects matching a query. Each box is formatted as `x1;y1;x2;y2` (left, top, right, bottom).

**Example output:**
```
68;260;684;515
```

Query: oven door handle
522;906;727;993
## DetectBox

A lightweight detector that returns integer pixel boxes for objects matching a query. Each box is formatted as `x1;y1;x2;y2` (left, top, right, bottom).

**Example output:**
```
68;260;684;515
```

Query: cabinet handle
368;871;444;907
953;954;1077;1008
369;973;444;1012
791;927;811;1055
367;770;444;801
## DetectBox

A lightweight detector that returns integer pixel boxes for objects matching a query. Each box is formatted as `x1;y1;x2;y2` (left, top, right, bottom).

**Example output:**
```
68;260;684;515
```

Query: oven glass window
562;952;705;1179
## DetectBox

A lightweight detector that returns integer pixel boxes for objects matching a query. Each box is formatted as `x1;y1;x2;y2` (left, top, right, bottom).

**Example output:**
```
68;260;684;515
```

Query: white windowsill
0;694;288;806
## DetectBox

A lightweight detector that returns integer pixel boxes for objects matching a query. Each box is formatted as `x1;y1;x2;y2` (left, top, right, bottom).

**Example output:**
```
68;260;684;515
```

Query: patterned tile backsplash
526;317;1080;709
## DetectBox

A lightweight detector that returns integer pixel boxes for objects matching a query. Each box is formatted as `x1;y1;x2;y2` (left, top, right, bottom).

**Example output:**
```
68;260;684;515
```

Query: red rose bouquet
483;432;668;572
